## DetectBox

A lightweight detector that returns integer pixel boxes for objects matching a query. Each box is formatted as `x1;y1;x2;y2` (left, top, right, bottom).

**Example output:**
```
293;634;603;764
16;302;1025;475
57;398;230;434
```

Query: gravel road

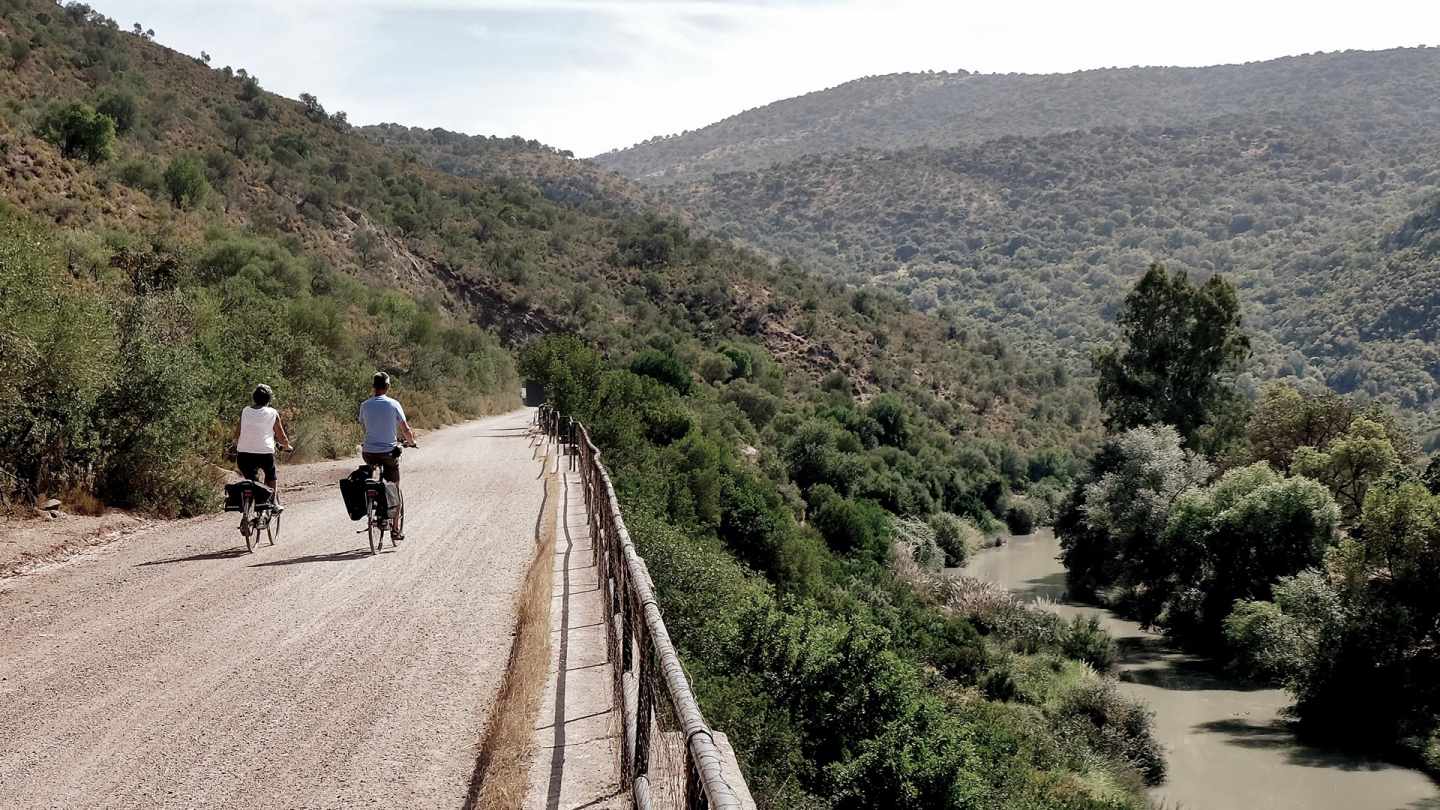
0;410;546;809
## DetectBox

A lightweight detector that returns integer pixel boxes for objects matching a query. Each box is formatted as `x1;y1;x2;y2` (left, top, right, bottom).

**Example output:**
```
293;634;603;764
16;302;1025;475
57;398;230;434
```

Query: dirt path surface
0;410;545;810
960;529;1439;810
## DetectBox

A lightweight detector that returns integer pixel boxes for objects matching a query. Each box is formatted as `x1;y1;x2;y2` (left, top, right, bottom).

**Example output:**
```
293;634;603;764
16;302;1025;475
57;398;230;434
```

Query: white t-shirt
238;406;279;454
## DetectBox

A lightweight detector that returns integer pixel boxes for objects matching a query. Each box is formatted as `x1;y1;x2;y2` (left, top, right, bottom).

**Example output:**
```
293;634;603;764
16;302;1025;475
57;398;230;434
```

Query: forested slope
594;48;1440;183
0;2;1179;808
593;50;1440;438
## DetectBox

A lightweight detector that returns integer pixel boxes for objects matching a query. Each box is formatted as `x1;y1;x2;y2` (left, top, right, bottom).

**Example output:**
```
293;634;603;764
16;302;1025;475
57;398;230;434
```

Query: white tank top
238;406;278;454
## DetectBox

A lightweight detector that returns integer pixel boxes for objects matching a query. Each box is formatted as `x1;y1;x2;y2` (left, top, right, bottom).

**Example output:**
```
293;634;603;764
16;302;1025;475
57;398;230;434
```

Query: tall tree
1095;264;1250;446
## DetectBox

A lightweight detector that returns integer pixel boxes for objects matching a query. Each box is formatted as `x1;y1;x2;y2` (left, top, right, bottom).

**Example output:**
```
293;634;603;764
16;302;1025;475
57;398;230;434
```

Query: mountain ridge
593;46;1440;183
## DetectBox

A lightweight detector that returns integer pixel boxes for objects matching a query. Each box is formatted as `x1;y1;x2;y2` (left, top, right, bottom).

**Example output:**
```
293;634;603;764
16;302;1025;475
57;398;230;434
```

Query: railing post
634;637;655;785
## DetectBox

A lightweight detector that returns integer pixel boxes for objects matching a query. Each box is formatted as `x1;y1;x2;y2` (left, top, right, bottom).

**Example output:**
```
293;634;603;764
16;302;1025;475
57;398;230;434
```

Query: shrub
930;512;976;567
628;348;691;394
115;159;163;195
810;487;891;561
719;380;779;428
163;155;210;209
96;90;139;134
37;102;116;163
1051;674;1166;785
10;38;32;68
1005;500;1038;535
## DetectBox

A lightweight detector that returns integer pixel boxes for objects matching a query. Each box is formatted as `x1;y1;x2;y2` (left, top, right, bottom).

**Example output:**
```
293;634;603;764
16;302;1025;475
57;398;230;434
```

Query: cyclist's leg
382;456;402;538
236;454;261;528
260;453;280;512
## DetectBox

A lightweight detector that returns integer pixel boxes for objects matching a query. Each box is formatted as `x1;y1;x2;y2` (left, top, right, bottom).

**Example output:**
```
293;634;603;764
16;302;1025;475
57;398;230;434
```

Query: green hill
597;50;1440;439
593;48;1440;183
0;4;1172;807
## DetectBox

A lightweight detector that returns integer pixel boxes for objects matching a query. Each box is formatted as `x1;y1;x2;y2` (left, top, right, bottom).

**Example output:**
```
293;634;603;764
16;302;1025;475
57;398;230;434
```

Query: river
955;528;1439;810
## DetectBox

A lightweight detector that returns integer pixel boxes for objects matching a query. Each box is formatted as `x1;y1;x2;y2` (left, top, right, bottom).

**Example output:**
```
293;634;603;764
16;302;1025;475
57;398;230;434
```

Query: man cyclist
359;372;415;540
233;383;292;516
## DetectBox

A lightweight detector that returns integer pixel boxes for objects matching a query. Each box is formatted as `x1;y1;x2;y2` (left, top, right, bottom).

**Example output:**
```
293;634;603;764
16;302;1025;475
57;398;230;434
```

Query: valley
3;2;1440;808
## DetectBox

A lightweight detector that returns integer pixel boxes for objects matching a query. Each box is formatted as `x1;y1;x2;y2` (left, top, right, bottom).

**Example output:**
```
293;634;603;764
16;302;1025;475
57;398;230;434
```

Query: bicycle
225;445;294;553
235;480;280;553
360;441;415;555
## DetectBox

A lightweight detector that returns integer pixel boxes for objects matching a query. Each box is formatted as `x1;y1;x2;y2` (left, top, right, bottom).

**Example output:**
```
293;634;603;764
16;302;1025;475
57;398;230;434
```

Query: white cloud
93;0;1440;156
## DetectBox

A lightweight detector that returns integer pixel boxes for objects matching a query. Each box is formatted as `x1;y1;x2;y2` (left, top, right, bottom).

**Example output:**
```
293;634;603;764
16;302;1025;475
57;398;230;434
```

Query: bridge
0;409;751;809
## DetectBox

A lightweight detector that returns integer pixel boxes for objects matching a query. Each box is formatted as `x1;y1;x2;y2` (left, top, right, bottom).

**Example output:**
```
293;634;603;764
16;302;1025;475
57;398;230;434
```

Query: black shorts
362;449;401;483
237;452;277;483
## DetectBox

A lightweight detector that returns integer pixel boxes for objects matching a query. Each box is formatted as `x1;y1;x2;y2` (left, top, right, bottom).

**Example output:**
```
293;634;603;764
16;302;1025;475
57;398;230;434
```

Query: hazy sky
95;0;1439;157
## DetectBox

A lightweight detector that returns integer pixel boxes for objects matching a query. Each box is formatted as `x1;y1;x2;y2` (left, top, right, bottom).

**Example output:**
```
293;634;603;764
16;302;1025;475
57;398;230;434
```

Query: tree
629;349;692;394
299;92;326;122
218;107;253;156
37;103;116;164
1094;264;1250;446
238;75;262;102
353;229;381;271
162;155;210;209
1291;417;1401;519
96;91;139;135
1247;383;1355;472
1058;425;1212;595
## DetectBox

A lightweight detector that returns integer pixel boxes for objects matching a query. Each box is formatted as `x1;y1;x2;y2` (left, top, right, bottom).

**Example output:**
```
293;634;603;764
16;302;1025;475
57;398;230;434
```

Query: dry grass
59;487;106;517
466;450;558;809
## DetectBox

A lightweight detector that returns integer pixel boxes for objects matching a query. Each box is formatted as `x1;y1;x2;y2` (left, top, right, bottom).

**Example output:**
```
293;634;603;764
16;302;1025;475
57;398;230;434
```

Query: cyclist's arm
273;414;293;451
399;419;415;445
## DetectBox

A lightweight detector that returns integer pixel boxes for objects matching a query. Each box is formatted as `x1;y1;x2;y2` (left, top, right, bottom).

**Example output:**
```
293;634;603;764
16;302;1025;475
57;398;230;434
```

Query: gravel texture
0;410;544;809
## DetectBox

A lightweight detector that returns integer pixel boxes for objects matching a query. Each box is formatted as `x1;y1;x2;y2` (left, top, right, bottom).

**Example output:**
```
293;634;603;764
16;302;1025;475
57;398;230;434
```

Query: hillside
593;48;1440;183
0;0;1098;451
597;50;1440;439
0;4;1184;809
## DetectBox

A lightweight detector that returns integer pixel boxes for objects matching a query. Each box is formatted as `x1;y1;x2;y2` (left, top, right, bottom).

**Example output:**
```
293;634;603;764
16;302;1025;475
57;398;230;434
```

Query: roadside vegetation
0;207;515;515
522;334;1162;809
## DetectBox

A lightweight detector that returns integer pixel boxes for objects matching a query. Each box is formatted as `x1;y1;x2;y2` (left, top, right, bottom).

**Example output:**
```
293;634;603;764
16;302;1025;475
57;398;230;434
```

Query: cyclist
233;383;292;515
359;372;415;539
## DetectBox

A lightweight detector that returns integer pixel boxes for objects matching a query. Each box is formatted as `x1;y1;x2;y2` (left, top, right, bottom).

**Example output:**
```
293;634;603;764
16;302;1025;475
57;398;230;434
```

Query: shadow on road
136;547;253;566
248;548;389;567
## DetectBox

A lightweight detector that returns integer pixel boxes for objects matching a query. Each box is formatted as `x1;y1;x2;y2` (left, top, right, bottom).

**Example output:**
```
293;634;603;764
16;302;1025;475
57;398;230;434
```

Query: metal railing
537;405;748;810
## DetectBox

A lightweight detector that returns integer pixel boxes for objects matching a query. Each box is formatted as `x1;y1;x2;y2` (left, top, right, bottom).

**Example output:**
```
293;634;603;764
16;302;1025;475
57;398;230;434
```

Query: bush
930;512;976;567
719;380;779;428
96;91;139;134
628;348;691;394
810;487;891;561
115;159;163;195
37;102;116;163
10;38;32;68
1005;500;1038;535
163;155;210;209
1051;675;1166;786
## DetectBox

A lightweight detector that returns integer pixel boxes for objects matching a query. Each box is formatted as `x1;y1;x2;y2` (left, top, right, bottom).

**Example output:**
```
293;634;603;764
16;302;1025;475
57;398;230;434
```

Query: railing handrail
536;404;747;810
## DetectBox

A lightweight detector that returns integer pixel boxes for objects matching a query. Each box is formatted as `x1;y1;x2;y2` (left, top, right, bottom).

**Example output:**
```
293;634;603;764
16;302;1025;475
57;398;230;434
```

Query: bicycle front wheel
265;509;278;546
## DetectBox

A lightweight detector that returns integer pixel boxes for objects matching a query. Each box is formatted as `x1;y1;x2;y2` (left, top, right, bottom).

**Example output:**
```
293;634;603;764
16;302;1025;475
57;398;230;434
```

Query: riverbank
955;529;1439;810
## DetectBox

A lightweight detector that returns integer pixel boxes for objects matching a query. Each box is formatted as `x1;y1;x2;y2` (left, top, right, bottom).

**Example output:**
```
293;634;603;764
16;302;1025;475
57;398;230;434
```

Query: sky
93;0;1440;157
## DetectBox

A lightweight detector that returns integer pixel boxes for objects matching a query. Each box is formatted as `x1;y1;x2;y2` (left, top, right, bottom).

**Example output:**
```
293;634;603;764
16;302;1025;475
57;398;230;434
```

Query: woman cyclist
233;384;293;514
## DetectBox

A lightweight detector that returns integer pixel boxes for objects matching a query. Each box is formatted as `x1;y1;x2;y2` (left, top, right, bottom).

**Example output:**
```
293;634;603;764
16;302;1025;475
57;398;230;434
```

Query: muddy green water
955;529;1439;810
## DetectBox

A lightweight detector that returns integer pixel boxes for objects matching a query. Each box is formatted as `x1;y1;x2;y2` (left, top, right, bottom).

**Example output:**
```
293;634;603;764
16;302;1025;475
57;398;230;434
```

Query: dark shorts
237;452;277;483
362;450;401;483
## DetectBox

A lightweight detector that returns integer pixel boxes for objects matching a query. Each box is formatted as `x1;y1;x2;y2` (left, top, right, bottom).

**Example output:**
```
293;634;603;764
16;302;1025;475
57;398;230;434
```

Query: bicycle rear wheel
242;497;258;553
367;500;381;555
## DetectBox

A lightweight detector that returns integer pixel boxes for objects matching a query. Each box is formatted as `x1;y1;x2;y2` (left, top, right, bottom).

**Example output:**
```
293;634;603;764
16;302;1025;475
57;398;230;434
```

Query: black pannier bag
338;466;370;521
223;481;272;512
366;480;401;520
